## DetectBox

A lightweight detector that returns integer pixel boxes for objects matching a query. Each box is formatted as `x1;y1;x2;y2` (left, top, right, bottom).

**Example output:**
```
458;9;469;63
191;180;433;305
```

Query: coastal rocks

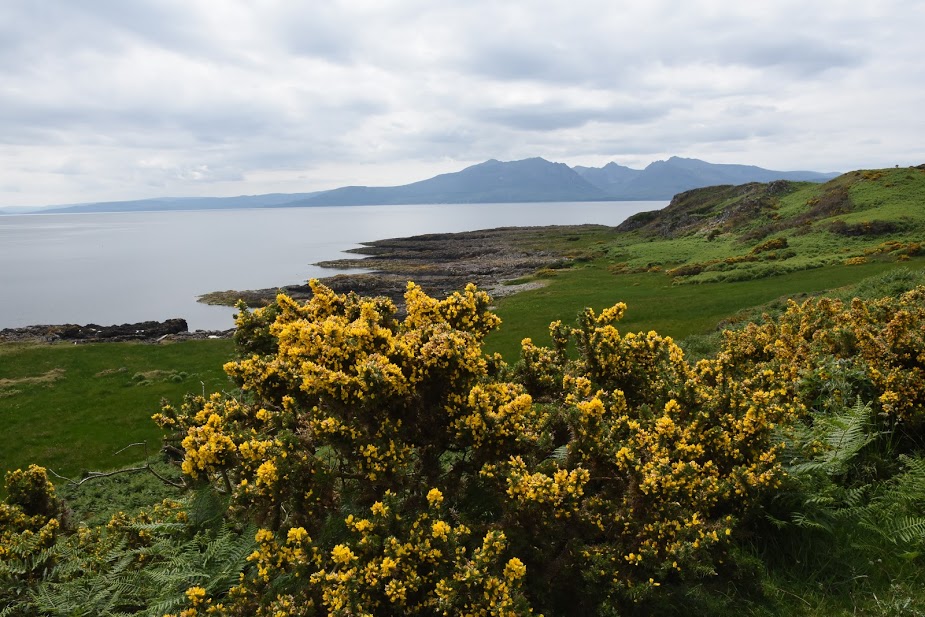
0;318;191;343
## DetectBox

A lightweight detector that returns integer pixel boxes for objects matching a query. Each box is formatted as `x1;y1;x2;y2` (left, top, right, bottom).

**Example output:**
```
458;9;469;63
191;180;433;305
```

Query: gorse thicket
3;280;925;616
152;281;794;615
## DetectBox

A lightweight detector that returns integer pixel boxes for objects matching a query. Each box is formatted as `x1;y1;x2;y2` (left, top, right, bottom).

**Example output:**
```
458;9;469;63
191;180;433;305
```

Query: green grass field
4;259;922;484
486;257;925;360
485;167;925;358
0;339;233;481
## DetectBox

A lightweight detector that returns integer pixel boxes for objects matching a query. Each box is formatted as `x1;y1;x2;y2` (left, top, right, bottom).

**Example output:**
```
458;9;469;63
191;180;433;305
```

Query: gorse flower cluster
0;465;61;603
154;281;538;614
511;305;796;608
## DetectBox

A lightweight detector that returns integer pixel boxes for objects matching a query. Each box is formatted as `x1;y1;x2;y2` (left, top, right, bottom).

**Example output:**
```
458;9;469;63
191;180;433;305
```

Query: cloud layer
2;0;923;206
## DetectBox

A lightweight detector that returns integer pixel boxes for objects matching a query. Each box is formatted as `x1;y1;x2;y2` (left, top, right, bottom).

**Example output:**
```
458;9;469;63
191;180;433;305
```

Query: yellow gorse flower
426;488;444;506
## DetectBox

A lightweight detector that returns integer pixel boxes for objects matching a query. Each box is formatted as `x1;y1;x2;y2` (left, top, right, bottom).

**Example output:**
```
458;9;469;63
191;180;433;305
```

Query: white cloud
1;0;923;207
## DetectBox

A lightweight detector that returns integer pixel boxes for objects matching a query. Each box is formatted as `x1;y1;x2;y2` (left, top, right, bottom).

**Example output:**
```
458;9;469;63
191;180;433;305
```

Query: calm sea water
0;201;663;331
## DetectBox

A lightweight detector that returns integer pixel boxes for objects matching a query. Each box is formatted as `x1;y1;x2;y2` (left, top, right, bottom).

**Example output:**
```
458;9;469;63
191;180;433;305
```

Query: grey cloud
44;0;239;63
352;120;510;165
140;162;245;184
0;1;181;62
459;36;639;90
0;101;259;148
721;102;780;118
451;5;865;90
466;44;579;84
723;35;864;76
476;104;668;131
58;1;194;45
271;5;361;63
50;160;87;175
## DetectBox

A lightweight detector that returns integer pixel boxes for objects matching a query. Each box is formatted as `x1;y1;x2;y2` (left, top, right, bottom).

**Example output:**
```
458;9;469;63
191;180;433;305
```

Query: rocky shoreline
199;224;608;309
0;318;234;344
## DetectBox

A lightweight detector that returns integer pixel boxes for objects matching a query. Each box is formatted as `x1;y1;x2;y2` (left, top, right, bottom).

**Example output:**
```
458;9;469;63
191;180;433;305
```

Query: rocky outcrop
0;318;191;343
615;183;782;238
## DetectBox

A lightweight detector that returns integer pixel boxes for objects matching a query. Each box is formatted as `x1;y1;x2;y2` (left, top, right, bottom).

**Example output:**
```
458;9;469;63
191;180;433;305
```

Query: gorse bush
0;465;62;613
3;280;925;615
148;281;797;615
720;287;925;432
152;282;541;615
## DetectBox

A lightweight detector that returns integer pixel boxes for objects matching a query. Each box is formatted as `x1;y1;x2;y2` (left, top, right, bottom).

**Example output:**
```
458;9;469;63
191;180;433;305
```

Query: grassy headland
484;166;925;357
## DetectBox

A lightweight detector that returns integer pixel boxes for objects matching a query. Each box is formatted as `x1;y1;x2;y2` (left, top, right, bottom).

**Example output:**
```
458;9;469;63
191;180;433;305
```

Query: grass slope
486;257;925;360
486;166;925;358
0;339;233;481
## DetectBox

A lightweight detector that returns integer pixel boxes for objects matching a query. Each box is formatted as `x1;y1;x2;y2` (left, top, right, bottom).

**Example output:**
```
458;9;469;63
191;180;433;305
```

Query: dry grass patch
0;367;66;390
94;367;128;377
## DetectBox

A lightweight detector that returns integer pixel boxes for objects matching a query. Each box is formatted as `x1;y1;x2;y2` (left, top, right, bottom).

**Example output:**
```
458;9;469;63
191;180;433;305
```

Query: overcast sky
2;0;923;207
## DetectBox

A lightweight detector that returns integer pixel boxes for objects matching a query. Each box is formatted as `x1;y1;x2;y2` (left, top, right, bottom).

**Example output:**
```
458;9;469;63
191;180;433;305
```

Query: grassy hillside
612;166;924;280
486;166;925;358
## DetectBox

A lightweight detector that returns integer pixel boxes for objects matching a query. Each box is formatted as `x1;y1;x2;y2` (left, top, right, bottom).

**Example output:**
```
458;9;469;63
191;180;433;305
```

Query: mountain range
573;157;838;200
4;157;840;214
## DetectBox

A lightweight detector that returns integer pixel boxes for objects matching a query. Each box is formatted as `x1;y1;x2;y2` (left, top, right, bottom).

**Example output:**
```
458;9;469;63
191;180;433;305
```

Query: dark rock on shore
0;318;198;343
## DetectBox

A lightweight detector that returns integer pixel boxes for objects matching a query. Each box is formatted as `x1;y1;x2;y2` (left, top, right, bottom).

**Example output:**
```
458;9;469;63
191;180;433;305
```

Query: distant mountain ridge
4;157;840;214
573;156;838;200
35;193;320;215
279;158;609;207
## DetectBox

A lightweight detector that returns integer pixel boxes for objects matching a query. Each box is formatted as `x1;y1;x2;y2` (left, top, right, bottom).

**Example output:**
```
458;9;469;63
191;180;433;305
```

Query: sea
0;201;664;331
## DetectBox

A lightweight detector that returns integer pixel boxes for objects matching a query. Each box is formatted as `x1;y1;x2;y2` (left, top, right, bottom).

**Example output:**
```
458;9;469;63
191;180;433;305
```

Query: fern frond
791;398;875;478
879;516;925;545
841;485;870;509
825;398;873;457
546;444;569;464
791;512;832;532
187;487;229;530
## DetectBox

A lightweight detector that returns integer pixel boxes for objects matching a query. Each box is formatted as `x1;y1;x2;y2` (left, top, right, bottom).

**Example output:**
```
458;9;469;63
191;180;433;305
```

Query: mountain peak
576;157;839;200
278;156;609;206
